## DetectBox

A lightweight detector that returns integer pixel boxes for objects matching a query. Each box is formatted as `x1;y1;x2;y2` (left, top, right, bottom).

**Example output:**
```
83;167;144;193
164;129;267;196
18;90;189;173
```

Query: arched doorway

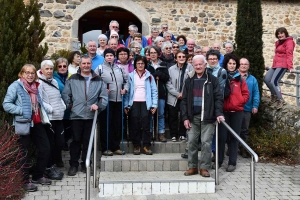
78;6;142;45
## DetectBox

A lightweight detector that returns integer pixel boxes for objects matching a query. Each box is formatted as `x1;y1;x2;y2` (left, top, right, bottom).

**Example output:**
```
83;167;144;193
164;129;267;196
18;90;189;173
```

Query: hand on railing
216;116;225;123
90;104;98;111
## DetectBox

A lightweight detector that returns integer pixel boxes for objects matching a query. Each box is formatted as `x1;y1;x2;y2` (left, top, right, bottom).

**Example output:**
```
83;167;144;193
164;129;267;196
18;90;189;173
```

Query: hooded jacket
272;36;295;70
181;69;224;123
243;73;260;112
62;69;108;120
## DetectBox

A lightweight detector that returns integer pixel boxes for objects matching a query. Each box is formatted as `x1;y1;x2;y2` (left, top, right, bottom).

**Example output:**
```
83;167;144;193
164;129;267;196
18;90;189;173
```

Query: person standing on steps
264;27;295;109
181;55;224;178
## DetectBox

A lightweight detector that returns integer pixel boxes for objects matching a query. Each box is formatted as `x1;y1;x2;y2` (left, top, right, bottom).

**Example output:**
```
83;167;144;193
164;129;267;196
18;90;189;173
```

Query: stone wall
35;0;300;105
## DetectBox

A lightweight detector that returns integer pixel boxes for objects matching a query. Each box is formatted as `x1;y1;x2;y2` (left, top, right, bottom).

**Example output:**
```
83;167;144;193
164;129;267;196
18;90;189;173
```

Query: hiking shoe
268;94;277;106
181;152;188;159
276;99;286;110
159;134;167;142
143;146;153;155
68;166;78;176
31;177;51;185
179;136;186;142
45;166;63;180
226;165;236;172
23;183;38;192
171;137;177;142
103;150;113;156
133;146;140;155
114;149;125;155
52;165;64;177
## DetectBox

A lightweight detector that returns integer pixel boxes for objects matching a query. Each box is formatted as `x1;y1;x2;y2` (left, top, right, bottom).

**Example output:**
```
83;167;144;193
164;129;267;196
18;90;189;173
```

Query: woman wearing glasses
109;30;125;49
146;46;169;142
172;42;180;58
160;41;176;69
166;51;193;142
3;64;52;192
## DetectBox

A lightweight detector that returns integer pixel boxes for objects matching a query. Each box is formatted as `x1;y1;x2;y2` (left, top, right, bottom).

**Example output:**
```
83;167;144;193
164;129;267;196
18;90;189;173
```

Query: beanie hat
103;48;115;57
110;30;119;38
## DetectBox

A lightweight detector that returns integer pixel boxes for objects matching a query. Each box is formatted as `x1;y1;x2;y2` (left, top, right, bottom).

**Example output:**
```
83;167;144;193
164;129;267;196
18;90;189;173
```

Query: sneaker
143;146;153;155
181;152;188;159
31;177;51;185
103;150;113;156
114;149;125;155
179;136;186;142
276;99;286;110
268;94;277;106
133;146;141;155
68;166;78;176
45;166;63;180
52;165;64;177
159;134;167;142
23;183;38;192
226;165;236;172
171;137;177;142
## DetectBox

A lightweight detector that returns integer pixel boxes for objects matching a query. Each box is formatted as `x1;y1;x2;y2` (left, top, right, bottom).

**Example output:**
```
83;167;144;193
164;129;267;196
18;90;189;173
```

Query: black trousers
130;102;152;147
99;101;122;152
63;119;72;143
46;120;64;167
19;123;51;181
168;101;186;138
69;119;93;168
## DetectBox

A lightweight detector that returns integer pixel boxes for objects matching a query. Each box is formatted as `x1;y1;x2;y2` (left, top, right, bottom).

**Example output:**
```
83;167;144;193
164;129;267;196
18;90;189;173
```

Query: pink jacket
272;37;295;70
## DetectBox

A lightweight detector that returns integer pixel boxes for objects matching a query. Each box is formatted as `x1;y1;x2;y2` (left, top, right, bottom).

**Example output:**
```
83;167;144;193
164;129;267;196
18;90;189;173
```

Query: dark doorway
78;6;142;45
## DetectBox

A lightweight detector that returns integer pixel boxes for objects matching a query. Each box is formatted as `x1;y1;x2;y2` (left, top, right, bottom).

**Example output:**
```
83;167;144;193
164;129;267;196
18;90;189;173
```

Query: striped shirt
193;74;206;115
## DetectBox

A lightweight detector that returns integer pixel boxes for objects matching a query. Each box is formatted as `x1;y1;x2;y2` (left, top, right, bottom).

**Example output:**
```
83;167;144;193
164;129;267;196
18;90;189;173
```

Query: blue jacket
87;54;104;70
53;71;67;93
2;80;50;126
124;70;158;110
244;74;260;112
125;36;148;48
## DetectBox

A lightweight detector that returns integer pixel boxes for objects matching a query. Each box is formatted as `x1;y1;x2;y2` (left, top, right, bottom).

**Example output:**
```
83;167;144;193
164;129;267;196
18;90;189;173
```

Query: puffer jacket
37;71;66;120
166;63;193;106
62;69;108;120
223;72;250;112
3;80;50;126
272;36;295;70
95;60;128;102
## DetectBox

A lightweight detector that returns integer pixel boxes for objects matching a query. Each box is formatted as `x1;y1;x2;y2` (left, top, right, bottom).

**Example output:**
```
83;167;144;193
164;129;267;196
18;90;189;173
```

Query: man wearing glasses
125;24;148;48
159;23;176;41
104;20;125;45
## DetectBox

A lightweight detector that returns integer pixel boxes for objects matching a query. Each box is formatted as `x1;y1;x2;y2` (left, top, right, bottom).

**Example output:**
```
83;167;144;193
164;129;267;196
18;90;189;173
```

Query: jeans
240;111;252;142
150;99;165;134
187;114;214;169
264;68;287;99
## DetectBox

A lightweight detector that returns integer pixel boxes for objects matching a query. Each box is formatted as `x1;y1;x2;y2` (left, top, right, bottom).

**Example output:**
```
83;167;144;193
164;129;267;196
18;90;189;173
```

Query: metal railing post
250;156;255;200
296;73;299;106
215;122;219;185
93;123;97;188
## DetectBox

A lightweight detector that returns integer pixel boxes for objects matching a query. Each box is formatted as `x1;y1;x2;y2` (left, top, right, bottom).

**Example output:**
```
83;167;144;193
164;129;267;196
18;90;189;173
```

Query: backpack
217;68;242;99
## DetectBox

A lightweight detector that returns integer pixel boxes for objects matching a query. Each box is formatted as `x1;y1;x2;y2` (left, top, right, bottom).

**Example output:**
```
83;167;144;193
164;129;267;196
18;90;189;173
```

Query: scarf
20;78;39;115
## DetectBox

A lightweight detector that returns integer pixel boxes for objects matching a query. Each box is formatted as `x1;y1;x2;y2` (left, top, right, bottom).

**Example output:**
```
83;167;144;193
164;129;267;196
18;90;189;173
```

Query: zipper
110;64;119;102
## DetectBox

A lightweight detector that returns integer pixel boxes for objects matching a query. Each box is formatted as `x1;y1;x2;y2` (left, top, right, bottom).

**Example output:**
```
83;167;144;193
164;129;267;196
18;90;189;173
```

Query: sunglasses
58;65;67;69
111;36;118;38
165;47;172;50
173;46;179;49
162;27;168;29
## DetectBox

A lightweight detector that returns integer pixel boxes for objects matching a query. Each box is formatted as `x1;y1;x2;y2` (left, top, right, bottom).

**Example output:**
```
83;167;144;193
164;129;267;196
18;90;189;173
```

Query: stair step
98;171;215;197
118;141;187;153
100;153;202;172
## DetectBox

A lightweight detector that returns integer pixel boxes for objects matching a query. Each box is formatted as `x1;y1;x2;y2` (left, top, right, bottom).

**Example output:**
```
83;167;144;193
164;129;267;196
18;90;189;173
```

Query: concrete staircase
96;141;215;197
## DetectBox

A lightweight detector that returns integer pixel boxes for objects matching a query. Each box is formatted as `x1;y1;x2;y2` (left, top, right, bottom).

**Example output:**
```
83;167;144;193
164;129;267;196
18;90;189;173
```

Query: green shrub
248;126;300;159
50;49;72;61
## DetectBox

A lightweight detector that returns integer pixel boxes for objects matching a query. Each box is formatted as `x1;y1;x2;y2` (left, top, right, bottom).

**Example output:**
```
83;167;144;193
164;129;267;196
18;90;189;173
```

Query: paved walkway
22;151;300;200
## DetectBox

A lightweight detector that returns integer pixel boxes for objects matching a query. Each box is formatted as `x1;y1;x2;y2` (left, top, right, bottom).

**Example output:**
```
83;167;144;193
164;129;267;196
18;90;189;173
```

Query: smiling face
163;46;172;55
80;57;92;75
207;55;219;68
239;58;250;73
193;57;207;77
172;44;179;55
87;41;97;55
149;48;158;61
135;59;146;73
22;66;36;83
109;40;118;51
277;32;287;40
227;59;237;72
57;62;68;74
176;52;186;65
187;40;195;51
118;51;128;64
178;38;185;46
157;39;164;48
98;38;107;48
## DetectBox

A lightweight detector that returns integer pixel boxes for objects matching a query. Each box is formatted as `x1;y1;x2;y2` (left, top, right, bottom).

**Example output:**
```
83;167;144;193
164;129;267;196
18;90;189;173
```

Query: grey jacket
95;60;128;102
62;69;108;120
166;63;193;106
38;71;66;120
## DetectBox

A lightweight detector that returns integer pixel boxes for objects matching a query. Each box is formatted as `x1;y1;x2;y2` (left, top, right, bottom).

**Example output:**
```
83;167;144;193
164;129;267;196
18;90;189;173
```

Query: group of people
2;21;294;192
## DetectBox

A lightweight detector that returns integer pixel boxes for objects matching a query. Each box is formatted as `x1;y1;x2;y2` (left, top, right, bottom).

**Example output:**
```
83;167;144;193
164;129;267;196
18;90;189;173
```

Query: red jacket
272;36;295;70
223;75;249;112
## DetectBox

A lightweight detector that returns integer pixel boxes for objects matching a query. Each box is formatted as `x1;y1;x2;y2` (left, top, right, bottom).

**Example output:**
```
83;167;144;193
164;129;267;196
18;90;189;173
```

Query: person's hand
124;108;129;115
107;89;110;94
156;76;159;80
177;93;182;99
252;108;258;114
150;107;157;114
120;89;126;95
90;104;98;111
184;120;191;130
216;116;225;123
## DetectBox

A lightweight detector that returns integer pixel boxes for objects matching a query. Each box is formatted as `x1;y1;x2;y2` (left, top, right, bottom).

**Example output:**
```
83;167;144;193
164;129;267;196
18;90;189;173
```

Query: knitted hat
110;30;119;38
103;48;115;57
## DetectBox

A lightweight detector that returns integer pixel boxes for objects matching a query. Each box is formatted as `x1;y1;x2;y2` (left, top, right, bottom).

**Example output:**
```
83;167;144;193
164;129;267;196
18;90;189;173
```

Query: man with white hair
104;20;124;45
159;23;176;41
86;40;104;70
184;39;196;55
163;31;173;42
225;42;234;54
125;24;148;48
181;55;224;177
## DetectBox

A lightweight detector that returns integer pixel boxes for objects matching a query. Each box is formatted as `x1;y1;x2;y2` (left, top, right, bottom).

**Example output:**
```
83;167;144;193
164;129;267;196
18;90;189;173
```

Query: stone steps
98;171;215;197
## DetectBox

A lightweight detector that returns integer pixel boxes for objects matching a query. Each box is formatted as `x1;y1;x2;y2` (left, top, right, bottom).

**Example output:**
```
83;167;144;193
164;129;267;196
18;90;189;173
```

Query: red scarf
20;78;39;115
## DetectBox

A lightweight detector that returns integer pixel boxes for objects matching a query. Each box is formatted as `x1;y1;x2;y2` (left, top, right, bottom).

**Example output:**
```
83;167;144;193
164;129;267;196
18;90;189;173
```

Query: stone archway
71;0;150;42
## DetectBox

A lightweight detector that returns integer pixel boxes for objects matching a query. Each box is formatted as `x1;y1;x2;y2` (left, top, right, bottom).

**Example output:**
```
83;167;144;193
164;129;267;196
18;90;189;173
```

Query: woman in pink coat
264;27;295;109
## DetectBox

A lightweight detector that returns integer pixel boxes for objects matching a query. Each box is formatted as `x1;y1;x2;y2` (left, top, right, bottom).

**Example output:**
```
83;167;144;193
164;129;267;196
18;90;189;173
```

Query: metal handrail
85;110;98;200
215;120;259;200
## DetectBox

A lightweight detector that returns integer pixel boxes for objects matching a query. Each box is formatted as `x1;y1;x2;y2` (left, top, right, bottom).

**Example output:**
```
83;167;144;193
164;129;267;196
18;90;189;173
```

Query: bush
50;49;72;61
248;125;300;159
0;123;25;199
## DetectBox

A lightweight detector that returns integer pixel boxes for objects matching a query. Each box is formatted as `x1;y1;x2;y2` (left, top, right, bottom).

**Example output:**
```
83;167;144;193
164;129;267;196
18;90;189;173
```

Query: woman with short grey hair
153;36;164;50
160;41;176;68
129;41;142;56
97;34;108;56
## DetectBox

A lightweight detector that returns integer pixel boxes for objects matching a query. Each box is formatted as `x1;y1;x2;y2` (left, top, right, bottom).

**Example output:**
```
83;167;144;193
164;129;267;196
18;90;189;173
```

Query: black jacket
160;54;176;69
147;60;170;100
181;69;223;123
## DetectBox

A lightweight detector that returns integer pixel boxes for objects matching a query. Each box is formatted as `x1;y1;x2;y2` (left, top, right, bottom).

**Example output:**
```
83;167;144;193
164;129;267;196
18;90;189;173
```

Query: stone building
36;0;300;104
